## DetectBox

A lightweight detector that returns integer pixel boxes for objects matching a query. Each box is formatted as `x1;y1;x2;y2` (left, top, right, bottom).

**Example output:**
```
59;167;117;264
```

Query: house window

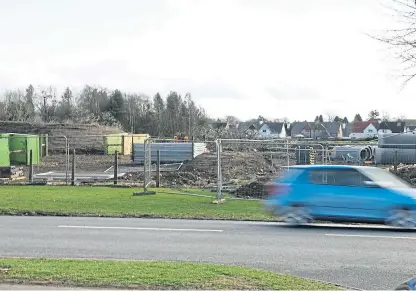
368;129;373;133
262;130;266;132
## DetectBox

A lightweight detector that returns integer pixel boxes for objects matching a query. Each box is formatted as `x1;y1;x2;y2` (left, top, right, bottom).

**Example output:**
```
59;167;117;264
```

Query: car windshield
358;167;412;188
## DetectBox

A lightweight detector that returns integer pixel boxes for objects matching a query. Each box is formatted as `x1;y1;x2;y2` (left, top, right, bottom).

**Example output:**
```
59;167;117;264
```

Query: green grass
0;186;273;220
0;258;338;290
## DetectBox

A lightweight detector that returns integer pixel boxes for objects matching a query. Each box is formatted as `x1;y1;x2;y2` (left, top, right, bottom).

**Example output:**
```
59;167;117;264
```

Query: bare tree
372;0;416;86
326;113;334;122
381;111;391;121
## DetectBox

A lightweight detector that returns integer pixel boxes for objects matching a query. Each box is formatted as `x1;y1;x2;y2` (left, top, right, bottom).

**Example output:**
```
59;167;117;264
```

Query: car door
306;168;349;217
306;168;378;218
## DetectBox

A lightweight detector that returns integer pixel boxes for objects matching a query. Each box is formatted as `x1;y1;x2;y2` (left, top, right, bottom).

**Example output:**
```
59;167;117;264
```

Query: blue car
265;165;416;228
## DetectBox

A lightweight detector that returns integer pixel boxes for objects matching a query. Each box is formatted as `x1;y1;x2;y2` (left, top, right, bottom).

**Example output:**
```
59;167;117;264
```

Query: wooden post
394;150;398;174
45;134;49;157
29;150;33;183
156;150;160;188
71;149;76;186
114;150;118;185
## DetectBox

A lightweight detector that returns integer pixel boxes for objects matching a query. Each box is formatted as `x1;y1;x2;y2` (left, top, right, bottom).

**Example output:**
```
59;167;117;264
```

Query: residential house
289;122;342;139
378;121;405;134
349;121;378;139
259;122;287;138
404;119;416;133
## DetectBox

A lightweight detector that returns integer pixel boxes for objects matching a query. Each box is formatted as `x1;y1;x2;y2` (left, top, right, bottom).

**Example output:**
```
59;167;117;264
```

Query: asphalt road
1;217;415;290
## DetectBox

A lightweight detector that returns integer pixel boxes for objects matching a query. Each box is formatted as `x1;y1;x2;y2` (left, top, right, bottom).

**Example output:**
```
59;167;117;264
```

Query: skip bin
9;133;40;165
123;133;150;156
103;134;124;155
0;134;10;166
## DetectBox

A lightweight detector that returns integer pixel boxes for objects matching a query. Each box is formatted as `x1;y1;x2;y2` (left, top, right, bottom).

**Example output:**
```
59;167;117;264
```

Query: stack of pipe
329;145;375;162
374;133;416;164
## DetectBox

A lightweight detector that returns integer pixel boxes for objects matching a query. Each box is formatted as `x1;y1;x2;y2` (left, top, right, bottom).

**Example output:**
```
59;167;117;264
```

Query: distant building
259;122;287;138
349;121;378;139
289;122;342;139
378;121;405;134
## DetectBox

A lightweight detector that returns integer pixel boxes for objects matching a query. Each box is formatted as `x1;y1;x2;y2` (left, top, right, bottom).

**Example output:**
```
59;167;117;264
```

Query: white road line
34;171;54;176
325;233;416;240
58;225;223;232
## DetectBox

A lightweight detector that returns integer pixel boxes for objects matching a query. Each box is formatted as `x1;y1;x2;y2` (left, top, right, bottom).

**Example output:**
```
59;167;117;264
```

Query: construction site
0;122;415;199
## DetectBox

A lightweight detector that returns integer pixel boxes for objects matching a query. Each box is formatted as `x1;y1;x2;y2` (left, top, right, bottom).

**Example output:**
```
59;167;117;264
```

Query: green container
0;134;10;166
9;133;40;165
103;134;124;155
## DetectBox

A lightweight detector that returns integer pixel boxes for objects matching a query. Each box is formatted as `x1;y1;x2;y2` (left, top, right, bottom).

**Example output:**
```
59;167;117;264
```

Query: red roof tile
351;121;378;133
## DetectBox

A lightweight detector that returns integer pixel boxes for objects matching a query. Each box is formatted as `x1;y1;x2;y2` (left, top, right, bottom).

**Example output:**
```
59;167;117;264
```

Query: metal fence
2;134;416;196
215;139;327;200
139;138;217;191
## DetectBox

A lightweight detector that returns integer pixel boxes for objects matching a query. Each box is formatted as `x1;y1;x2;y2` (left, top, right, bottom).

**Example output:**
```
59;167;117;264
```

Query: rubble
390;163;416;185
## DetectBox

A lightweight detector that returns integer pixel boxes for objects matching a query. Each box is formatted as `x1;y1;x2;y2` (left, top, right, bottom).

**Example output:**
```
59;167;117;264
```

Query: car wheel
282;205;312;225
386;208;416;229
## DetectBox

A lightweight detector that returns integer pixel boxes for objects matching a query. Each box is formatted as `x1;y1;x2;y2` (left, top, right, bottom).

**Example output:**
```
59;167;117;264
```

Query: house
378;121;405;134
349;121;378;139
289;122;342;139
259;122;287;138
404;119;416;133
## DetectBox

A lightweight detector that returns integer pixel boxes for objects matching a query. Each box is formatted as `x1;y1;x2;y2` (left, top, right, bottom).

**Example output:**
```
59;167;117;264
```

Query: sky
0;0;415;121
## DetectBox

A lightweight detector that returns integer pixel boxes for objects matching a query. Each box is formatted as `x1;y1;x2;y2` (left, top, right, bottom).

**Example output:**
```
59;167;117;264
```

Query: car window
309;169;373;187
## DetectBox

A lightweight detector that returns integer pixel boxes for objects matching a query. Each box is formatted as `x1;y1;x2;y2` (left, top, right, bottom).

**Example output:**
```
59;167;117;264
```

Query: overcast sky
0;0;414;121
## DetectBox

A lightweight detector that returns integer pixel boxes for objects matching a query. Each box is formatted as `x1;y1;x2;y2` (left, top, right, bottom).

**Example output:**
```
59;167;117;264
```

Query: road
1;217;415;290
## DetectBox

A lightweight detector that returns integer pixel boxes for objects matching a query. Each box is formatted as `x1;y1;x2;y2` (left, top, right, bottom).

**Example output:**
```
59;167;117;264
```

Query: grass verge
0;258;338;290
0;186;273;221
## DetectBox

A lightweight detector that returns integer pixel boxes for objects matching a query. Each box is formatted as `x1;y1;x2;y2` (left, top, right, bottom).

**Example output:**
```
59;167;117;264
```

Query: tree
342;117;349;123
381;111;390;121
333;116;340;123
372;0;416;86
108;89;125;122
153;93;165;135
24;84;36;120
368;110;380;121
318;115;324;122
56;87;74;121
353;114;363;122
314;116;319;122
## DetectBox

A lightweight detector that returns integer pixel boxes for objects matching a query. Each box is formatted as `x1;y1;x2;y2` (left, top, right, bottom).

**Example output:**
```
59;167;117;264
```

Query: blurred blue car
396;277;416;290
265;165;416;228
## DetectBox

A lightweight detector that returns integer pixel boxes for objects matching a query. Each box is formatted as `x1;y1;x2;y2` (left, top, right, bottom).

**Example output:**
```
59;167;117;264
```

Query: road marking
34;171;54;176
58;225;223;232
325;233;416;240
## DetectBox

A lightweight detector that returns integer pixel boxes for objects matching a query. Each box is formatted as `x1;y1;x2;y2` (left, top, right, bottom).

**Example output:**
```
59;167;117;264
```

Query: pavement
1;216;416;290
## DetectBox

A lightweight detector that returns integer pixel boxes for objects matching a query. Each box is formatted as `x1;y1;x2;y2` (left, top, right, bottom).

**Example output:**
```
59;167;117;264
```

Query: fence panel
137;138;217;190
217;139;288;200
62;135;136;185
32;135;69;184
217;139;327;200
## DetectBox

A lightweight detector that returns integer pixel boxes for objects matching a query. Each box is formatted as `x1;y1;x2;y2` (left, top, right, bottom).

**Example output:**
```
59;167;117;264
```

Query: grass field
0;258;338;290
0;186;273;220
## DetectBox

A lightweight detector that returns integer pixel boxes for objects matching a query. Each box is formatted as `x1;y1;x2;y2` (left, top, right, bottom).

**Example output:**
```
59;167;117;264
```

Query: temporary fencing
6;132;415;196
137;138;217;191
215;139;327;200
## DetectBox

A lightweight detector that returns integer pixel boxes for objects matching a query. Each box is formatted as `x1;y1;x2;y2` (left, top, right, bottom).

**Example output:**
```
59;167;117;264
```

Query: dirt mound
0;121;123;153
229;177;272;199
391;164;416;185
150;151;280;187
